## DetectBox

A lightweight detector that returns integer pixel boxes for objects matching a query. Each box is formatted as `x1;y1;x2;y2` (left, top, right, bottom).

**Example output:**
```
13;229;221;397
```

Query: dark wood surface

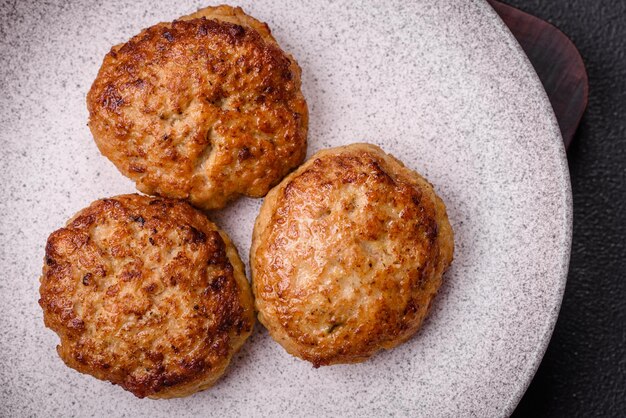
488;0;588;149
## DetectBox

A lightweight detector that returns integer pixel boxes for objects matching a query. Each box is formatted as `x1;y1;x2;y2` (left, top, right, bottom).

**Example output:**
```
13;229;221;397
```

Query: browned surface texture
251;144;454;367
87;5;308;209
39;194;254;398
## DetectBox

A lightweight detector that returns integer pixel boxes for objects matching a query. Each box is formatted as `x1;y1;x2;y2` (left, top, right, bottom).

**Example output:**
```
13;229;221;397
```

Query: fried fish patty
39;194;254;398
87;6;308;209
251;144;454;367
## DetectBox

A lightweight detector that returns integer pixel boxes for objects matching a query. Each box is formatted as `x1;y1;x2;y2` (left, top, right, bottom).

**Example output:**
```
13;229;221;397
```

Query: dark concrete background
505;1;626;417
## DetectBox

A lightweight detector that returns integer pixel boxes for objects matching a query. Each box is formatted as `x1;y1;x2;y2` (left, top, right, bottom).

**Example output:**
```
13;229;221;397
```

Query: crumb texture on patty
87;5;308;209
39;194;254;398
251;143;454;367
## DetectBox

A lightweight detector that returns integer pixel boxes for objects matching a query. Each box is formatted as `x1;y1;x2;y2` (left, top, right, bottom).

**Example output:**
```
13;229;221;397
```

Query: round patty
39;194;254;398
87;6;308;209
251;144;454;367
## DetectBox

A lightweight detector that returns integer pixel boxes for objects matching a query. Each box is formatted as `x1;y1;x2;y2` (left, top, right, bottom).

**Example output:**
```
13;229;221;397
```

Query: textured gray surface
0;0;571;416
510;1;626;417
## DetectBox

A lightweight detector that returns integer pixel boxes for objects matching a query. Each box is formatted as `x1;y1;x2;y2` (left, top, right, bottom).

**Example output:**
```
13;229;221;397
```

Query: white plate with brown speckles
0;0;571;416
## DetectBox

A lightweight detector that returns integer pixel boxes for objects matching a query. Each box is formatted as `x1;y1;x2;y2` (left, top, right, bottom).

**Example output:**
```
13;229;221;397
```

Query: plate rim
477;0;573;414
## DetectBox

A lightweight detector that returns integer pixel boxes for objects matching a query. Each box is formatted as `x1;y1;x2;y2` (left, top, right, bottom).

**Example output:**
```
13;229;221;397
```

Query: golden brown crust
39;194;254;398
251;144;454;367
87;6;308;209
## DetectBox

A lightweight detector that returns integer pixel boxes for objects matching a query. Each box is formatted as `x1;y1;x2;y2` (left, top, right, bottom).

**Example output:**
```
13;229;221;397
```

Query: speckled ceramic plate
0;0;571;416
